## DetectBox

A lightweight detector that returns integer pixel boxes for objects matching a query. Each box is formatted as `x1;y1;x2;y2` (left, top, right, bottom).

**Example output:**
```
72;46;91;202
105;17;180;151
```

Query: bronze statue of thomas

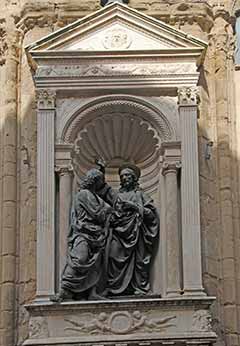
53;161;159;301
53;169;112;302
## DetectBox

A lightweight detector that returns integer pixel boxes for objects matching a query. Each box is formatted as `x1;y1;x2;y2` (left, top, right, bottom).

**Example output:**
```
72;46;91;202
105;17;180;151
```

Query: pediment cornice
25;3;209;92
26;3;207;54
18;1;215;34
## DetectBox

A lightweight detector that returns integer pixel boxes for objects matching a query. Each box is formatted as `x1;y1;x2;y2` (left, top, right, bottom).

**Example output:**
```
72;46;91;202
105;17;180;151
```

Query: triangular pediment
27;3;207;53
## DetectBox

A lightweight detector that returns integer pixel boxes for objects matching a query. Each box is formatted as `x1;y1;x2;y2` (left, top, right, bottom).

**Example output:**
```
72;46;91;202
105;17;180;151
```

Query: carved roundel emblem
102;29;132;50
109;311;133;334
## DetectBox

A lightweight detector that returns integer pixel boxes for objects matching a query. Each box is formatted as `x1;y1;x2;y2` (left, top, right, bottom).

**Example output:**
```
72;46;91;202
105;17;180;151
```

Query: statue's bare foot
50;289;73;303
88;287;109;300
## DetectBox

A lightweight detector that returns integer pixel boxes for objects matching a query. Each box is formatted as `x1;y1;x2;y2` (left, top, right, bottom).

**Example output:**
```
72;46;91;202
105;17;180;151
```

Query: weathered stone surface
24;298;216;346
0;1;240;346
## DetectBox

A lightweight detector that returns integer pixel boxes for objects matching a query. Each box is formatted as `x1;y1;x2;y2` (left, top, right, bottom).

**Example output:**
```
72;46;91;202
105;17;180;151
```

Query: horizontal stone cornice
25;296;216;313
15;1;216;34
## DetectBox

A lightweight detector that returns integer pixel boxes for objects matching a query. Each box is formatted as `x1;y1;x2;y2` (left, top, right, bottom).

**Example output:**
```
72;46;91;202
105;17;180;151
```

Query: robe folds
61;189;111;295
99;185;160;296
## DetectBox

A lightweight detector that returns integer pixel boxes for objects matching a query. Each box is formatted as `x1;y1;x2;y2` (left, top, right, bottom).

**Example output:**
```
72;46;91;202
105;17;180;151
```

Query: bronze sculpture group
53;161;159;302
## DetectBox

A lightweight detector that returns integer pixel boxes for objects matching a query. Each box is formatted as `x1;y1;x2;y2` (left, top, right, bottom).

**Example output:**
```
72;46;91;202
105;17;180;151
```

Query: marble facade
23;3;215;346
0;1;240;346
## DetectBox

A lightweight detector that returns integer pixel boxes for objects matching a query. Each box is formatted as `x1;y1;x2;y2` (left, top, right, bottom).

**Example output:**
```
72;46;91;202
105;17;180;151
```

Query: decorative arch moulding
60;95;177;144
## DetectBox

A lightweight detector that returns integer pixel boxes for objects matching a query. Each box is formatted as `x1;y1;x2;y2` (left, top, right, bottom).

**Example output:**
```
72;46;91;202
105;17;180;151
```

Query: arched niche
55;94;180;297
58;95;179;194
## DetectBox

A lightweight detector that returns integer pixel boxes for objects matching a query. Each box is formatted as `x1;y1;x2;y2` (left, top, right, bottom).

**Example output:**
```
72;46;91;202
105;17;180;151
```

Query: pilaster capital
36;89;56;110
55;165;74;176
178;86;200;106
162;160;181;176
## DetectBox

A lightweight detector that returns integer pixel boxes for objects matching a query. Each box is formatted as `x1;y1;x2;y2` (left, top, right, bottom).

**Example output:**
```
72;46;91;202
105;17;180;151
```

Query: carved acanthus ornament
208;3;235;63
0;24;7;65
36;89;56;110
29;317;49;338
192;310;212;332
0;21;21;66
177;86;200;106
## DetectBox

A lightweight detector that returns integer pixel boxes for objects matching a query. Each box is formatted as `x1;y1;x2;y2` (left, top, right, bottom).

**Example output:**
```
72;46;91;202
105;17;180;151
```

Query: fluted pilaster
36;89;56;301
178;86;205;296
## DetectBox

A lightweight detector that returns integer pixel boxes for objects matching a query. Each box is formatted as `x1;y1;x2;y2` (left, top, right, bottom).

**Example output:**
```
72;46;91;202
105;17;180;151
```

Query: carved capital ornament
36;89;56;110
55;165;74;176
162;161;181;176
177;86;200;106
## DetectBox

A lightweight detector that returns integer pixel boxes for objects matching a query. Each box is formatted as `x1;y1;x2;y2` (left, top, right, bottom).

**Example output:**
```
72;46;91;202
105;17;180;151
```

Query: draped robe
99;185;159;295
61;189;111;295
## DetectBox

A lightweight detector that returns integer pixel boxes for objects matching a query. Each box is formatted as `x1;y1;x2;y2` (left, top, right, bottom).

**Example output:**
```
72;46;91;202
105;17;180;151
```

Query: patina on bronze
52;169;113;302
53;161;159;302
96;160;159;297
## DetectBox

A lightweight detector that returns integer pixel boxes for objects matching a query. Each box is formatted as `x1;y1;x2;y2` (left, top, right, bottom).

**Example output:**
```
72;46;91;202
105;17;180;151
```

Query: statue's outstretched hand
95;157;106;174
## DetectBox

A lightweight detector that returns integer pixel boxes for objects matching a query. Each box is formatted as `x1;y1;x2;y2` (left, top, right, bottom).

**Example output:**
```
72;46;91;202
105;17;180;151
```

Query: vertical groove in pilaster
37;107;55;299
180;105;204;294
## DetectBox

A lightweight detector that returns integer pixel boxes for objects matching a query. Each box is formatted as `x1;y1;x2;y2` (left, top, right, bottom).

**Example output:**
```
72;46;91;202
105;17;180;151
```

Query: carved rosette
36;89;56;110
102;29;132;49
177;86;200;106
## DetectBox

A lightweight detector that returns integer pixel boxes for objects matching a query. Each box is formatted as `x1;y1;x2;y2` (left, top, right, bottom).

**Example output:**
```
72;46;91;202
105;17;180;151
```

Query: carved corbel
177;86;200;106
36;89;56;110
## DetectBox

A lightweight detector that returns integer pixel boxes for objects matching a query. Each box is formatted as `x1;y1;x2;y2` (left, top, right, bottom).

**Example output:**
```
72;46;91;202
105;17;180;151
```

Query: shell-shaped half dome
72;113;162;193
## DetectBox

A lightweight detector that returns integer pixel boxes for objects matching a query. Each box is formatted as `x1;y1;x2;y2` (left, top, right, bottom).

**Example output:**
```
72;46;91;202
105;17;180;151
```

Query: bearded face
119;168;137;190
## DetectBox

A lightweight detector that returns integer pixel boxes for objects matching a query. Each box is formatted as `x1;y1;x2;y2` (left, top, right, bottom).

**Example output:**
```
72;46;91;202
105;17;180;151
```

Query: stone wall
0;1;240;345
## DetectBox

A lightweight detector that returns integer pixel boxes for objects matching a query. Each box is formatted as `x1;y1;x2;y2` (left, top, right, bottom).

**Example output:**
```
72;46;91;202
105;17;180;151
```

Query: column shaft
58;170;72;283
163;165;181;296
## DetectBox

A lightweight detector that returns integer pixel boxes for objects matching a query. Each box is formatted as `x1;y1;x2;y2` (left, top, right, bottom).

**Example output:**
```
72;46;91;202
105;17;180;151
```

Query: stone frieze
36;63;196;78
64;311;177;335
